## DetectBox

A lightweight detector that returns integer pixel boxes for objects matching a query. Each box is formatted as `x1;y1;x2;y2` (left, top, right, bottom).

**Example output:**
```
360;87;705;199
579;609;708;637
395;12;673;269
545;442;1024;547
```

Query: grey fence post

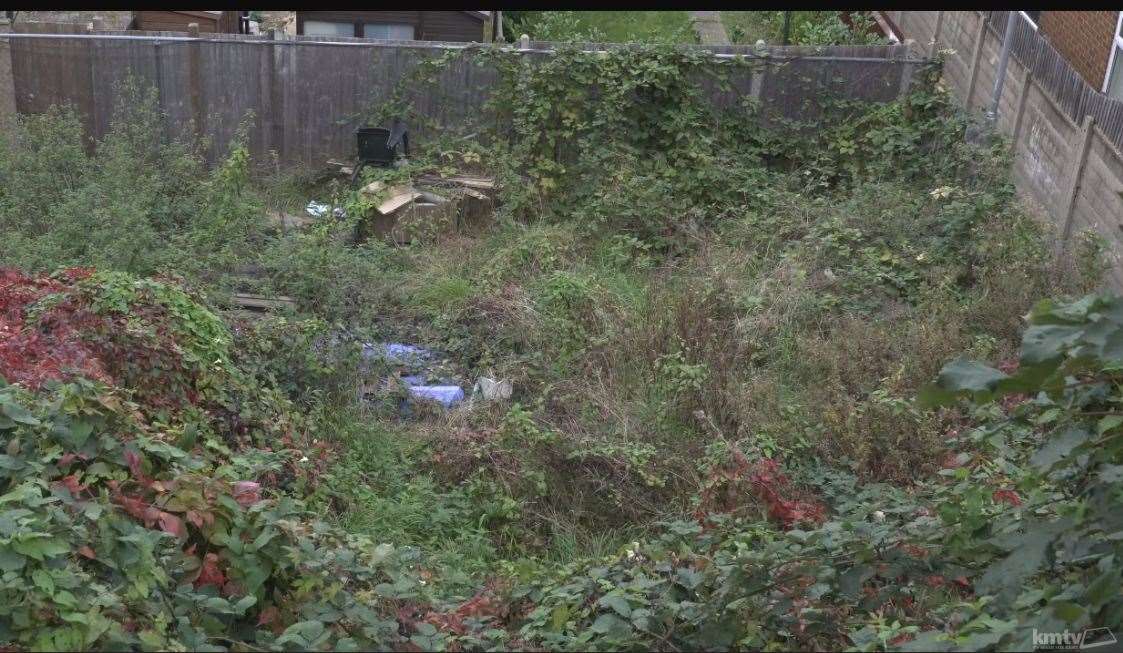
1011;68;1032;148
966;13;987;108
0;18;13;129
930;11;944;58
1061;114;1096;242
985;11;1016;124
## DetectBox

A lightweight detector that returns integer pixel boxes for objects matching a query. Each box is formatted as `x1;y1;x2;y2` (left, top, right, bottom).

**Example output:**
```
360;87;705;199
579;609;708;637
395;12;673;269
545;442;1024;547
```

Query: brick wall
1039;11;1117;90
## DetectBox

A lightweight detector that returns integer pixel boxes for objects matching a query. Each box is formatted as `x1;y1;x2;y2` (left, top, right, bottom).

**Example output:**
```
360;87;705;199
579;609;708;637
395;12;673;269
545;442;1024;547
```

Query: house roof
463;11;490;22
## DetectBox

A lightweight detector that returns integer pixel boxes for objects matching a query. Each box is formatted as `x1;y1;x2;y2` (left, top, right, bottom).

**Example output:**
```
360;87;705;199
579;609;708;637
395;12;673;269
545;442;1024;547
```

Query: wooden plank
231;293;297;311
417;173;496;190
361;180;423;214
377;188;422;214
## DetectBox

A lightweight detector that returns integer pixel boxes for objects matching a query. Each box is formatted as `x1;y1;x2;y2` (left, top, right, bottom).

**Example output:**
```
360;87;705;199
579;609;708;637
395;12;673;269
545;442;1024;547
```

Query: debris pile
358;174;497;244
362;342;466;410
359;342;513;413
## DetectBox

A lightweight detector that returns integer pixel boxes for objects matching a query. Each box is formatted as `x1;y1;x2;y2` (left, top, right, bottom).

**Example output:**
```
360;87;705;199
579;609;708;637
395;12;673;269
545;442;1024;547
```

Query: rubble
305;201;346;219
473;376;512;401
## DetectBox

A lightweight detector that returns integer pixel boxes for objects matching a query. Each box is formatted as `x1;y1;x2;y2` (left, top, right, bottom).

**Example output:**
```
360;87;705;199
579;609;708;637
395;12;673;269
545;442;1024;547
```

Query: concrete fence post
965;13;987;108
898;60;915;98
930;11;944;58
0;18;14;129
1061;114;1096;242
1011;68;1032;148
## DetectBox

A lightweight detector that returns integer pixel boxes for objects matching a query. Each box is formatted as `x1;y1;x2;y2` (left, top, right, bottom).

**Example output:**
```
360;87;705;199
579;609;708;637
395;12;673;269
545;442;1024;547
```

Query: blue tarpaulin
407;385;465;408
364;342;464;410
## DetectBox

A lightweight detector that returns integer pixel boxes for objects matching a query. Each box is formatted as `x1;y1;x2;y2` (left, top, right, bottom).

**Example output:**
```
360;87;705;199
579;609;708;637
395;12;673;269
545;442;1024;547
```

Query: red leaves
233;481;262;508
55;474;88;497
257;606;279;627
898;543;929;559
889;633;914;647
158;512;185;538
58;267;95;282
422;587;506;638
992;488;1023;507
194;552;226;589
185;509;215;529
77;545;96;560
747;458;826;528
124;450;152;487
0;268;112;389
695;451;826;529
0;268;210;412
112;490;187;539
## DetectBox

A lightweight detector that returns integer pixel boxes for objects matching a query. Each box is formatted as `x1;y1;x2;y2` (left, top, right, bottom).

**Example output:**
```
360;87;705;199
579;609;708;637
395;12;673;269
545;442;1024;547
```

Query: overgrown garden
0;41;1118;651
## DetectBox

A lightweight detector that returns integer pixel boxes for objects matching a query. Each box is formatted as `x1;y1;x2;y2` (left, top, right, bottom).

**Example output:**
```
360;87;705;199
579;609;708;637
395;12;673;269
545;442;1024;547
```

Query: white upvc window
1105;11;1123;99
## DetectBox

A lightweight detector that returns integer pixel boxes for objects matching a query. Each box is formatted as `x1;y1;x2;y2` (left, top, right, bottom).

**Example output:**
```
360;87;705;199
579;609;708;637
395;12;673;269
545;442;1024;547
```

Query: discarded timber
230;293;297;312
360;181;424;215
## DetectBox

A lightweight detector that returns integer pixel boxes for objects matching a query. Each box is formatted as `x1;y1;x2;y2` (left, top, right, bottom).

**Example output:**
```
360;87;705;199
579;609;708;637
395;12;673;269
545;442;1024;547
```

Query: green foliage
724;11;887;46
0;80;267;283
2;34;1115;653
0;277;435;651
504;11;695;44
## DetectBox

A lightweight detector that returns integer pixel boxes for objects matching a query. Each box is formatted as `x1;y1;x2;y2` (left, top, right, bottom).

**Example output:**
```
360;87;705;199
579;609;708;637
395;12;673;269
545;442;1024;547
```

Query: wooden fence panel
3;28;926;166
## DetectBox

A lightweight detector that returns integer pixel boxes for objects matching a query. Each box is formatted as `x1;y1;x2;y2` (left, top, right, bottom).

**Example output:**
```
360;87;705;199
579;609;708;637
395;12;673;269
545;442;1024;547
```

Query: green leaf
0;400;40;426
1099;465;1123;483
1097;415;1123;435
896;629;954;651
976;520;1070;606
1030;426;1090;470
598;592;632;618
31;568;54;596
934;359;1007;397
202;597;235;613
590;613;629;637
1084;568;1121;608
11;535;69;561
0;546;25;571
278;620;324;645
549;605;570;632
250;528;275;551
57;420;94;449
1049;600;1085;624
675;567;704;590
233;595;257;614
839;564;875;600
1021;324;1083;365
